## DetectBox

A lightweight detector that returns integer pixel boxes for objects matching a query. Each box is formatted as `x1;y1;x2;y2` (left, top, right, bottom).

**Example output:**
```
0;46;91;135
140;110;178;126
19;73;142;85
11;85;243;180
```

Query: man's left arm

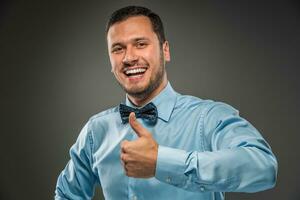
155;103;278;193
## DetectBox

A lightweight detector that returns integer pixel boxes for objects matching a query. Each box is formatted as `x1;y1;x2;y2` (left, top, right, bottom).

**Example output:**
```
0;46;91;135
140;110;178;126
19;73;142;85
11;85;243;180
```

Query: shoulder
80;106;121;145
175;94;238;116
86;105;121;130
89;106;119;121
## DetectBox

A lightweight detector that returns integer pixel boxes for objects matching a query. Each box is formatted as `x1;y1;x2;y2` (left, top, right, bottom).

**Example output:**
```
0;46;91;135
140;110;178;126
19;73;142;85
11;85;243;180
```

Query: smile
124;67;147;77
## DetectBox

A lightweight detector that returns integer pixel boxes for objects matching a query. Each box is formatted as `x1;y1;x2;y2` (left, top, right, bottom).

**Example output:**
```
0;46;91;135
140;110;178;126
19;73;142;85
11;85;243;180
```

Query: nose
122;46;138;65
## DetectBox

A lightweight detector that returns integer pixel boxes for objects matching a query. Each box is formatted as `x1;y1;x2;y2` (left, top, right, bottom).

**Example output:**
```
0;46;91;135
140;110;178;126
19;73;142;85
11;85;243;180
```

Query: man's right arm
55;121;99;200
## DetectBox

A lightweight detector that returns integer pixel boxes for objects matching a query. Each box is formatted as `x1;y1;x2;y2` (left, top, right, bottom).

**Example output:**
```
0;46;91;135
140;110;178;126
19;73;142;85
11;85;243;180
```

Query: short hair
106;6;166;45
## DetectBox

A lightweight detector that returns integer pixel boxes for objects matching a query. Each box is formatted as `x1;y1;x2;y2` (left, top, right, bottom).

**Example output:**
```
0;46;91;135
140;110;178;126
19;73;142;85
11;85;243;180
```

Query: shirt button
166;176;171;183
200;186;205;192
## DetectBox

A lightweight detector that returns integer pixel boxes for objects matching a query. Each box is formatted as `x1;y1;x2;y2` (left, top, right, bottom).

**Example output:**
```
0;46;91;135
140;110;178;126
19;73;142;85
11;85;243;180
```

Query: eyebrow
111;37;150;48
132;37;149;42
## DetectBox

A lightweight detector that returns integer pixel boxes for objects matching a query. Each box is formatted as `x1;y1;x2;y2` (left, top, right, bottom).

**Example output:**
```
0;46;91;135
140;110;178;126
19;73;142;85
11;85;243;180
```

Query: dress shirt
55;82;277;200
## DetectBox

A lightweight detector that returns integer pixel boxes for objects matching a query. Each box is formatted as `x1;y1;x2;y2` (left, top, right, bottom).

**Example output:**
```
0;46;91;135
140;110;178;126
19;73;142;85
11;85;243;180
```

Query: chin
124;84;150;97
126;86;147;95
124;81;148;91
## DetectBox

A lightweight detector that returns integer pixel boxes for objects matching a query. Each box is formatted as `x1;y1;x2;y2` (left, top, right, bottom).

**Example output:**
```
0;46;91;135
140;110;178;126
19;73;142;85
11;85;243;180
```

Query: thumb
129;112;148;137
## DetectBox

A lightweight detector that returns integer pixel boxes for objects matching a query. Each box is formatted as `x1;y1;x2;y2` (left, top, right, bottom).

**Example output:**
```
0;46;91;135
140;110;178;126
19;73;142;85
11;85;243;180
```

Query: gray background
1;0;299;199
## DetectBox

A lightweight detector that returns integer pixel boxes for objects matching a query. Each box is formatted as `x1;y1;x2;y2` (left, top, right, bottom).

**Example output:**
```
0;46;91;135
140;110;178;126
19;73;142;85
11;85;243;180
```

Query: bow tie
119;102;158;125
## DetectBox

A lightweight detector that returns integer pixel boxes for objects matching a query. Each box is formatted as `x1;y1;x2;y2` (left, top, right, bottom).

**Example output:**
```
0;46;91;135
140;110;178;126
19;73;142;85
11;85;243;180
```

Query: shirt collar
125;82;177;122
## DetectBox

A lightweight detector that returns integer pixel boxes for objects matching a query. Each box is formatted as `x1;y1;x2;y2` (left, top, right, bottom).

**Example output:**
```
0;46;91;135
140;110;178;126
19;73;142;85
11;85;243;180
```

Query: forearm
55;159;97;200
155;144;277;193
55;121;98;199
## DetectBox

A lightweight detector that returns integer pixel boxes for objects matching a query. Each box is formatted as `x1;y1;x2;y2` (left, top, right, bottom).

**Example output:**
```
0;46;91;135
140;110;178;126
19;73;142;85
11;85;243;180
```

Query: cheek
109;56;121;72
144;47;161;63
110;62;117;73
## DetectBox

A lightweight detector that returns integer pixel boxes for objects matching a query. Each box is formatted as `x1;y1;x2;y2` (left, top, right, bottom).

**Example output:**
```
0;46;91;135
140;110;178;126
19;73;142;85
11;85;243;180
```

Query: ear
163;41;170;62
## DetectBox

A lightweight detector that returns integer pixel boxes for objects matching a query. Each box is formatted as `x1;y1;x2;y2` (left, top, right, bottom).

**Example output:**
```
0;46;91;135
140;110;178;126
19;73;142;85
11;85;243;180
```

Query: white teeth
125;68;146;75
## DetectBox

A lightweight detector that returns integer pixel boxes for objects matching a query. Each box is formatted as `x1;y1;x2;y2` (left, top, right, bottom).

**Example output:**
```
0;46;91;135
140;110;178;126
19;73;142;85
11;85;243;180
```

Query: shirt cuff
155;145;188;187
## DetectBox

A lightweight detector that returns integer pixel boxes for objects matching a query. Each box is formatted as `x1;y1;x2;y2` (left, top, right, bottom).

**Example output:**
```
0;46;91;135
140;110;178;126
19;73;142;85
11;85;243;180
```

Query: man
55;6;277;200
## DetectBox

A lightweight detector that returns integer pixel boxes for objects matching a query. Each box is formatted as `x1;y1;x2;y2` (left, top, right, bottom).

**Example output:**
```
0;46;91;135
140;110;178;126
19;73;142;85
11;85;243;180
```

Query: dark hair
106;6;166;45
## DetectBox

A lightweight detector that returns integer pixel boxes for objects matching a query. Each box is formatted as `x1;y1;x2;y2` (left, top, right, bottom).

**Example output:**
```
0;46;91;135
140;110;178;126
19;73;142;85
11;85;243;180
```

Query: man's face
107;16;170;99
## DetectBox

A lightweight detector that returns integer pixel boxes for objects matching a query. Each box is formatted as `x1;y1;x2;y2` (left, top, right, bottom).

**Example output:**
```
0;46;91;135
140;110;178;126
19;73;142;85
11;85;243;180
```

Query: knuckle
121;141;129;152
125;170;132;177
121;140;128;147
120;160;125;167
121;154;127;162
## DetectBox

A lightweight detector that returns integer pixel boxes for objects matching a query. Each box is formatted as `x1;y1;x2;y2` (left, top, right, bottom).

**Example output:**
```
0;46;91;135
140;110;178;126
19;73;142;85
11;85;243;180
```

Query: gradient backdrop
1;1;299;200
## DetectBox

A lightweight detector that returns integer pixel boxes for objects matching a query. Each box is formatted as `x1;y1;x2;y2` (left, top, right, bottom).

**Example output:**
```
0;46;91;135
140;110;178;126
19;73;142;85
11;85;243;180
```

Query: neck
128;78;168;107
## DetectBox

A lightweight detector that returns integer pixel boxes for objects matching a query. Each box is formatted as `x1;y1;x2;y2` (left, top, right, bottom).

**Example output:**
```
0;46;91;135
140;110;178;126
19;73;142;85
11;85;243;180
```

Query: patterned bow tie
119;102;158;125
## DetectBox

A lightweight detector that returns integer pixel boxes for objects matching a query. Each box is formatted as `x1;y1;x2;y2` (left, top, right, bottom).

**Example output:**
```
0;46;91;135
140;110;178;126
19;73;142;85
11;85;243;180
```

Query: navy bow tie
119;102;158;125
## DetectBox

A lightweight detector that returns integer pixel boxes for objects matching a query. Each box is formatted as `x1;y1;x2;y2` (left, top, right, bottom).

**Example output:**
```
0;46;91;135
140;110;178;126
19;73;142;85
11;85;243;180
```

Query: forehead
107;16;157;45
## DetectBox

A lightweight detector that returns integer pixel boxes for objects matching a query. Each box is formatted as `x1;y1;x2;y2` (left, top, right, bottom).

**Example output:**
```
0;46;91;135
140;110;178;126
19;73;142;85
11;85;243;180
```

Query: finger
124;166;132;177
129;112;148;137
122;162;129;176
124;163;134;177
121;140;129;153
120;153;128;163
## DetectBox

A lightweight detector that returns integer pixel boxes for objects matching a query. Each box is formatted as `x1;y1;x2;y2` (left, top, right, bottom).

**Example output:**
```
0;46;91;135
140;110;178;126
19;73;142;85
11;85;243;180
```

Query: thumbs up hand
120;112;158;178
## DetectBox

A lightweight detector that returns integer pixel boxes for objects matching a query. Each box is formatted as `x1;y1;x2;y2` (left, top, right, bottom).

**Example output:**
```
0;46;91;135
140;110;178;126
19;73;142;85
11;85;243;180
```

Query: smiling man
55;6;277;200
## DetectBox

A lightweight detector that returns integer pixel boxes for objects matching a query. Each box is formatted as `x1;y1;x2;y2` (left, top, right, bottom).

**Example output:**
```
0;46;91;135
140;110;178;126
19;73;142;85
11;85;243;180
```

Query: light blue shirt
55;82;277;200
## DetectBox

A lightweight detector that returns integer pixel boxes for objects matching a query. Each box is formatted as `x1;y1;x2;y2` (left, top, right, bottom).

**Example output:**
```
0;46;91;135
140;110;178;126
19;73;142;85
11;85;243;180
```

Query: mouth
123;66;147;78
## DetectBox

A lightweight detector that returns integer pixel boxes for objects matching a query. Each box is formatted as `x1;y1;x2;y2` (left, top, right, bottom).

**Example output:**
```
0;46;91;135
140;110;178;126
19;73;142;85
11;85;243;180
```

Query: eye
136;42;148;49
111;46;124;54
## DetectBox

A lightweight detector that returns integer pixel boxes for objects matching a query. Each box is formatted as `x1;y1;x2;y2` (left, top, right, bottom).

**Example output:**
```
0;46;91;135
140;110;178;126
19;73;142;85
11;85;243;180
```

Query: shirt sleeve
55;121;98;200
155;102;278;193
